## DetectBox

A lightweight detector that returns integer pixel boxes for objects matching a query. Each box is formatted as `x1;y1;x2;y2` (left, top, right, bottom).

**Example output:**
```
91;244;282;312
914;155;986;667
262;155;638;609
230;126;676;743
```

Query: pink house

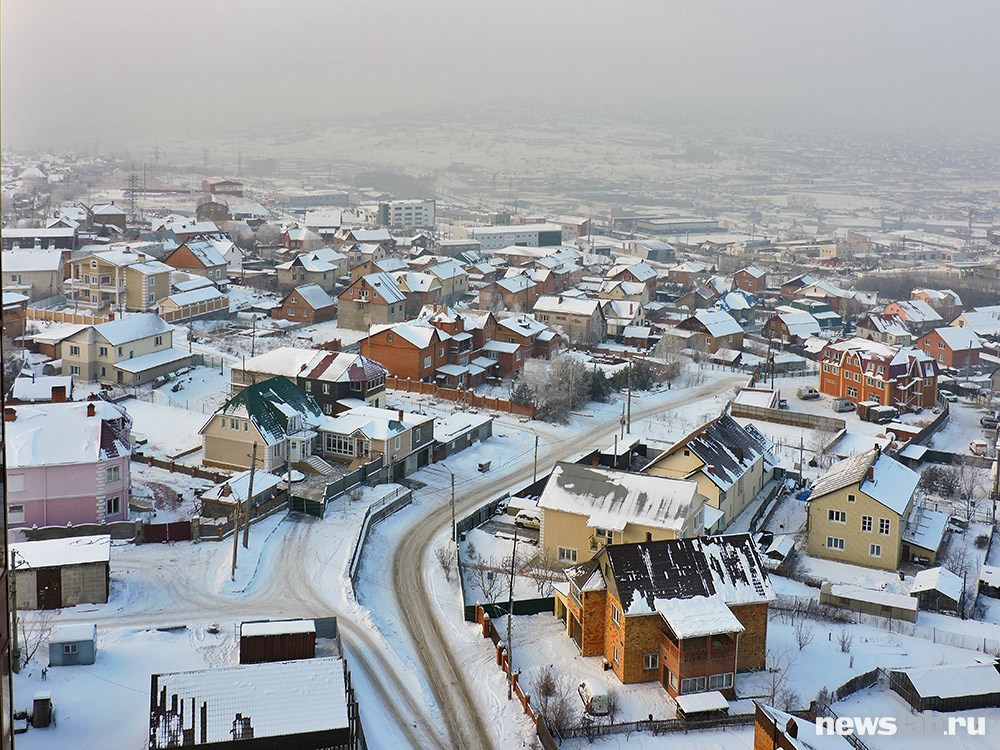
4;400;132;528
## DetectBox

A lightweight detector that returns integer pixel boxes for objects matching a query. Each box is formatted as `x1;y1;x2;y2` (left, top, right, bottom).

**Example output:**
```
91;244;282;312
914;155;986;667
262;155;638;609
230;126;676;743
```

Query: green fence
290;495;325;518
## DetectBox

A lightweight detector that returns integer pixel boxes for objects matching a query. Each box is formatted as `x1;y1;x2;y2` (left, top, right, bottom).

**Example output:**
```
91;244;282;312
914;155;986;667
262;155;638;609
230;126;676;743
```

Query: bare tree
525;548;562;596
605;687;620;725
435;545;457;582
17;609;56;669
954;459;985;522
837;627;854;653
794;619;814;651
766;646;800;705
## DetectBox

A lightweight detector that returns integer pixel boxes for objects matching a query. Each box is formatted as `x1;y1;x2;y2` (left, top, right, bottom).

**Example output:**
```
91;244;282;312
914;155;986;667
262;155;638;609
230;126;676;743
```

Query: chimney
706;465;715;474
88;394;100;401
785;718;798;738
3;407;16;422
867;464;875;482
87;402;96;417
123;246;131;254
51;385;67;403
557;295;563;304
397;409;404;421
220;484;232;497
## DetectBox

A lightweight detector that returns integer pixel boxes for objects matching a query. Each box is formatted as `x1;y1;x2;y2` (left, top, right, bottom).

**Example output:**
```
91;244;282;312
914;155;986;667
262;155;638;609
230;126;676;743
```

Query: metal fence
346;487;414;587
558;712;754;740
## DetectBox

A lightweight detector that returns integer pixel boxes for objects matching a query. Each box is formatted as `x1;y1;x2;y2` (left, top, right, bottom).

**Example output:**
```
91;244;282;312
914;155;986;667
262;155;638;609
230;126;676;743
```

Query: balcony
589;535;608;552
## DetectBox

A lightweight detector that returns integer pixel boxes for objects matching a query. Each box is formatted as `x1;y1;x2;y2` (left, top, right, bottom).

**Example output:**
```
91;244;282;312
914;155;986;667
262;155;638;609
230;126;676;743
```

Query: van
970;440;989;456
831;398;855;413
797;386;820;400
514;510;541;530
578;679;609;715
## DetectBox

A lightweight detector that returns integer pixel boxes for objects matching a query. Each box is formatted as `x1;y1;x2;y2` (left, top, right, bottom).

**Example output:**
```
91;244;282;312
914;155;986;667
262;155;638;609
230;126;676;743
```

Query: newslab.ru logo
816;715;986;737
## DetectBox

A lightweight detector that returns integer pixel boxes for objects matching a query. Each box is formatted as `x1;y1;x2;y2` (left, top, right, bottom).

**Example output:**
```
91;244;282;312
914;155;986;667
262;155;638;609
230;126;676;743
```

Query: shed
48;623;96;666
909;567;963;613
239;619;316;664
675;690;728;717
981;565;1000;599
819;581;918;623
10;535;111;610
890;661;1000;712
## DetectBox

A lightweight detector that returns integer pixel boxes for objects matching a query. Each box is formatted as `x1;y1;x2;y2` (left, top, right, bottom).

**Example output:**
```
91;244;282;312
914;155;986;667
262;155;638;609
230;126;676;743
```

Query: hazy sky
3;0;999;151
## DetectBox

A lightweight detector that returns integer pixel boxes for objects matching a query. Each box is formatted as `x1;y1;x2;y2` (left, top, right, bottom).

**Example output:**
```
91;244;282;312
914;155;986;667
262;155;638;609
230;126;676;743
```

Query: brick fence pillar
496;642;505;667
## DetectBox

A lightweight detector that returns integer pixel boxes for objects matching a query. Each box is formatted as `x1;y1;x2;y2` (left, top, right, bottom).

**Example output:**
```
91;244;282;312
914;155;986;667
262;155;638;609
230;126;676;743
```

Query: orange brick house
553;535;772;699
360;320;450;382
818;337;938;411
915;327;982;370
734;266;768;294
270;284;336;325
163;239;229;285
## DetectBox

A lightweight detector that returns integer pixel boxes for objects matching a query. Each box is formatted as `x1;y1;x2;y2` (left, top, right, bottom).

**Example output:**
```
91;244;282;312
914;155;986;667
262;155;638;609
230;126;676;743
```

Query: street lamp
440;463;456;542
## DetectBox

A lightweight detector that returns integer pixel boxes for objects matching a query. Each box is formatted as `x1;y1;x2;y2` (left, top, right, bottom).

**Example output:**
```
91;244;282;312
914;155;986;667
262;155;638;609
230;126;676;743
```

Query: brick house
733;265;767;294
360;321;450;382
479;275;539;313
334;227;395;255
163;239;229;285
818;337;938;411
753;703;853;750
282;225;325;252
392;271;443;318
275;247;348;294
232;347;388;414
552;535;772;698
426;260;469;305
336;272;406;330
762;310;821;345
882;299;943;334
911;288;963;323
915;327;982;370
201;178;244;197
855;313;913;346
2;292;28;339
495;314;559;358
607;261;658;301
270;284;336;325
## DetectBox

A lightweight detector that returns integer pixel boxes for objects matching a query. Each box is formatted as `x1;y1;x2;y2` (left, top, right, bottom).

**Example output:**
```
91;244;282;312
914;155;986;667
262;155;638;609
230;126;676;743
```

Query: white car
942;393;959;403
514;510;541;530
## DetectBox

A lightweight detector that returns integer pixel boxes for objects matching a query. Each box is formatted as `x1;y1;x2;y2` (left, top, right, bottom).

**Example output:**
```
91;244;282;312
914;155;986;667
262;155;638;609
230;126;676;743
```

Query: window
323;383;331;394
708;672;734;690
826;536;845;550
387;333;394;342
394;436;401;451
861;515;873;532
154;336;163;346
63;643;79;656
9;505;24;524
879;518;891;535
847;494;856;503
847;386;858;398
669;671;678;690
288;309;296;317
828;509;846;523
325;434;355;455
611;606;621;626
106;496;121;515
423;356;431;368
272;444;281;458
304;381;312;392
643;652;659;671
439;347;445;358
69;345;81;356
106;465;121;483
10;274;21;284
557;547;577;564
869;544;882;557
613;646;620;664
680;676;707;694
230;418;238;429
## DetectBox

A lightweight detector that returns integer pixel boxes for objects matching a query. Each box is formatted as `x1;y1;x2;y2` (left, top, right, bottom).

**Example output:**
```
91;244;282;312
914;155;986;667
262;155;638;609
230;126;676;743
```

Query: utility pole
10;551;21;673
243;443;258;549
626;361;633;434
532;434;539;485
505;525;518;701
450;471;456;543
251;318;257;358
230;478;241;581
991;442;999;527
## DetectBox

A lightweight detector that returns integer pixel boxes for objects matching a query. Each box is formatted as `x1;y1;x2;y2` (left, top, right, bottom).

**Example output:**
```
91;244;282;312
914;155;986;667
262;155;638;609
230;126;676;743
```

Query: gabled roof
285;284;335;310
93;313;173;346
392;271;440;294
495;275;536;294
5;401;130;468
859;313;910;337
370;319;447;349
609;261;656;282
209;376;323;444
685;310;743;338
809;448;918;515
603;535;773;629
739;265;767;279
932;326;982;350
910;566;963;602
539;462;703;533
1;248;63;272
889;299;942;323
358;272;405;304
175;239;227;268
498;314;548;337
534;295;602;316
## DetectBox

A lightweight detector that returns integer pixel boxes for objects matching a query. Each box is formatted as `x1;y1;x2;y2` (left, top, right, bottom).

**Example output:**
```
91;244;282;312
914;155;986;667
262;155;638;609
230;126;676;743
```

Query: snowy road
390;377;744;749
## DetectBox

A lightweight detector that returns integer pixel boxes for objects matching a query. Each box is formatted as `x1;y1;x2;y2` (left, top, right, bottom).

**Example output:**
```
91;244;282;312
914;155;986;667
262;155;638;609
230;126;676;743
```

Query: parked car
942;392;959;403
970;440;989;456
981;416;999;429
796;386;820;400
514;510;541;530
578;679;609;715
831;398;856;413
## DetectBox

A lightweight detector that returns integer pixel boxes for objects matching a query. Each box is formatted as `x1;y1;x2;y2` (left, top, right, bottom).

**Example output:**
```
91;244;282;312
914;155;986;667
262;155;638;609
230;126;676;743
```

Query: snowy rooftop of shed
240;619;315;637
11;535;111;568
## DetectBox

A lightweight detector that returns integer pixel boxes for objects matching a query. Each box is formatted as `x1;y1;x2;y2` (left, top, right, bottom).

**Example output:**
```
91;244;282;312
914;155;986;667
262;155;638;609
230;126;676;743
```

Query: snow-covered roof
981;565;1000;589
534;295;601;316
932;326;982;350
810;449;917;515
322;405;432;442
11;535;111;568
5;401;129;468
178;239;227;268
164;287;225;307
115;348;191;374
896;662;1000;700
824;582;917;611
732;387;777;409
152;657;349;743
773;311;821;338
347;228;392;243
240;619;315;637
605;535;774;627
392;271;439;293
49;623;96;643
609;261;656;282
539;462;703;533
674;690;728;714
756;704;854;750
889;299;942;323
688;309;743;338
287;283;335;310
202;471;285;504
1;248;63;271
495;275;536;294
12;375;73;402
433;412;493;443
902;506;948;553
955;306;1000;337
94;313;173;346
371;319;445;349
359;272;406;304
910;566;962;602
739;265;767;279
482;340;520;354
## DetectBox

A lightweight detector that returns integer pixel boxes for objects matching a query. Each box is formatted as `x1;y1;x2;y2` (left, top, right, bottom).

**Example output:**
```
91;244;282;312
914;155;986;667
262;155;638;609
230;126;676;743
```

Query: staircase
300;454;337;476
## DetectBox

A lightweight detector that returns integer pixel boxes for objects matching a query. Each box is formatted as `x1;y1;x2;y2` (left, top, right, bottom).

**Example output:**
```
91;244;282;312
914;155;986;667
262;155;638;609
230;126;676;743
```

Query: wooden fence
386;376;534;418
26;307;112;325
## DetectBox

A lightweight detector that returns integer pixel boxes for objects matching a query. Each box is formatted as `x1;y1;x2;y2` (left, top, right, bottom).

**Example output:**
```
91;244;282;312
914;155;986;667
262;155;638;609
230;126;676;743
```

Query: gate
143;520;193;543
290;495;324;518
36;568;62;610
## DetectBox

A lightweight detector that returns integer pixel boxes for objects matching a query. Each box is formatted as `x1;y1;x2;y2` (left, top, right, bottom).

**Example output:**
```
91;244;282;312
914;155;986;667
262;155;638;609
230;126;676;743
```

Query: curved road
391;378;741;749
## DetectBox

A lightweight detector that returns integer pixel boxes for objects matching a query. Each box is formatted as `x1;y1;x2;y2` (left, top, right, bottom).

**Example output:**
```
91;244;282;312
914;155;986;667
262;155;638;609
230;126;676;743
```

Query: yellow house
806;447;946;571
538;462;712;566
643;414;775;531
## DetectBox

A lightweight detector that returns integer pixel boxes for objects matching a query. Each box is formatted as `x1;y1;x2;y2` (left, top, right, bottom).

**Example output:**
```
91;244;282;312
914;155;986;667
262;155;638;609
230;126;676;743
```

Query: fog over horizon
3;0;1000;155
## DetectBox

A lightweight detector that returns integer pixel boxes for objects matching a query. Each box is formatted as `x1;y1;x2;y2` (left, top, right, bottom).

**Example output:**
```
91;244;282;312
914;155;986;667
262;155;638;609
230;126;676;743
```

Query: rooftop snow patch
11;535;111;568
